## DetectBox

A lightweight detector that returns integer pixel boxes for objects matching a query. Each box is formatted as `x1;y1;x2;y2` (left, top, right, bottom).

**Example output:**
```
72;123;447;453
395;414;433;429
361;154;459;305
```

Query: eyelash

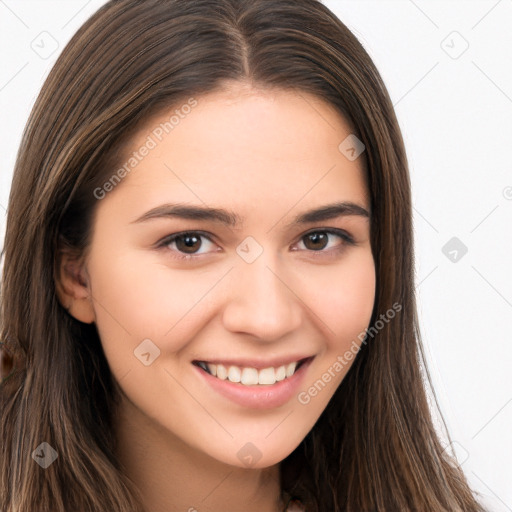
156;228;356;261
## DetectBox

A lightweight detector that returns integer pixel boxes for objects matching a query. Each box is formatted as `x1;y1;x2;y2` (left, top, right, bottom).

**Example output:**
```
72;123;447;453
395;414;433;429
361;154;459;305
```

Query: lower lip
193;357;314;410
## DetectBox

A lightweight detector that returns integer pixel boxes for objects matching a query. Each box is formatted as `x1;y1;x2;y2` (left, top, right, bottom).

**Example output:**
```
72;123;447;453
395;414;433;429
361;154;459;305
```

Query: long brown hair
0;0;486;510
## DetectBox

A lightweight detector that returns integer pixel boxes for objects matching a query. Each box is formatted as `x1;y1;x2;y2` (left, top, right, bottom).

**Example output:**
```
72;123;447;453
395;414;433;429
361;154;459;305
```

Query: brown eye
159;231;218;259
303;232;329;251
295;229;355;255
174;233;202;254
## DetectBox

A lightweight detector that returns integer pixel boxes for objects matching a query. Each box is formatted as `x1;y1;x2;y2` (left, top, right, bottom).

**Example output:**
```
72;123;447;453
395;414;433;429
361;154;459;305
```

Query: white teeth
258;367;276;385
200;360;303;385
227;366;241;383
285;362;297;377
241;367;259;385
215;363;227;380
275;365;286;381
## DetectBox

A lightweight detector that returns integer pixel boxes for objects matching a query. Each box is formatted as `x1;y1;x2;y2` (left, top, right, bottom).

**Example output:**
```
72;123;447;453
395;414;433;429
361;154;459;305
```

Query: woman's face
68;83;375;468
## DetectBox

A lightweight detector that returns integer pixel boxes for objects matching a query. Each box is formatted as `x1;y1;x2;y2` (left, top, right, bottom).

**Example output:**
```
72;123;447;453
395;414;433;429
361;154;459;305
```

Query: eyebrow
131;201;370;228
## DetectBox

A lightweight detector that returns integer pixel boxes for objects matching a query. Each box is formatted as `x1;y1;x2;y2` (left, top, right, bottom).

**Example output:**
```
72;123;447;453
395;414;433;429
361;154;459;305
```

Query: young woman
0;1;486;510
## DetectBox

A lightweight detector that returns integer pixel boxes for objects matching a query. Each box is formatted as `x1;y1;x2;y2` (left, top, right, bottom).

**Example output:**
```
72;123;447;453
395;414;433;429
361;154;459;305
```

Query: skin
57;82;376;512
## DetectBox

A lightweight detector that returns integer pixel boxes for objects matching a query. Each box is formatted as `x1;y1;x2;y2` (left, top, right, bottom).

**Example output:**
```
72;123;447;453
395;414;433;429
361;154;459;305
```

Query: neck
113;393;285;512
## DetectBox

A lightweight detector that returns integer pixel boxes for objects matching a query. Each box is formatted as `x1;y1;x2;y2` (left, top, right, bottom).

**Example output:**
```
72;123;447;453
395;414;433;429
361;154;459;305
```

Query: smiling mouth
192;357;311;386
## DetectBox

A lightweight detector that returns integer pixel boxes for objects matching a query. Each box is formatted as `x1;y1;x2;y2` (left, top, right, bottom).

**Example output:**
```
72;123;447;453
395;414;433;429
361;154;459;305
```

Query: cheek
87;245;221;355
305;250;375;346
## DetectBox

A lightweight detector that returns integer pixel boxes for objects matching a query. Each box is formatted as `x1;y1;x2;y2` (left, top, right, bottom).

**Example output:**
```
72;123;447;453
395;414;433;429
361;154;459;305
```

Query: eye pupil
176;234;201;253
304;232;328;251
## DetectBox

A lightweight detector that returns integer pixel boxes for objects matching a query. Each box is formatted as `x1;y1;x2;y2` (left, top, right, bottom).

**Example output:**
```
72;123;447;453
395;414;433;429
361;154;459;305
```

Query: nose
221;255;303;342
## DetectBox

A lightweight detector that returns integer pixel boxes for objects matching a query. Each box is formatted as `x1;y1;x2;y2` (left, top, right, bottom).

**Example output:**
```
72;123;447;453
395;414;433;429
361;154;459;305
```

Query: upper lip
193;355;314;370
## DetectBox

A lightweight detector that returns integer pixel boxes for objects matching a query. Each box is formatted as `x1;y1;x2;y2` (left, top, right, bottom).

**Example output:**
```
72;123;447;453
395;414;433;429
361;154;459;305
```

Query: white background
1;1;511;510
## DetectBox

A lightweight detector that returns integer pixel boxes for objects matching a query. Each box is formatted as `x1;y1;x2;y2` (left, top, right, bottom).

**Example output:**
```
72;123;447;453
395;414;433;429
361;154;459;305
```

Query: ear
55;251;95;324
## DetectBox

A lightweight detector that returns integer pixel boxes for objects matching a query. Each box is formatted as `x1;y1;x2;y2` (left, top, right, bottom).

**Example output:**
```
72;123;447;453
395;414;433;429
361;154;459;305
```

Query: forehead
99;85;369;222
